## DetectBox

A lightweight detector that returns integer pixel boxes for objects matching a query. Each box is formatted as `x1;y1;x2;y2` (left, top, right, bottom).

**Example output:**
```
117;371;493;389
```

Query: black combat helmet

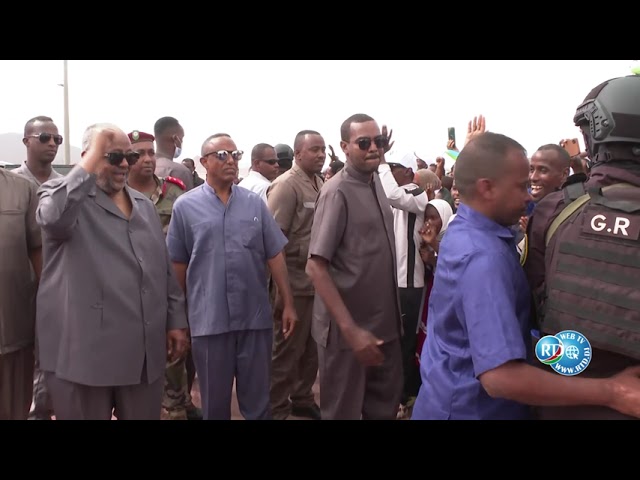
274;143;294;171
274;144;294;161
574;74;640;158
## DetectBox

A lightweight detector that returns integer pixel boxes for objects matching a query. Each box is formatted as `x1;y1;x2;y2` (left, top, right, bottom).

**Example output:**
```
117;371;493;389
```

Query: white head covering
427;199;453;235
387;151;418;172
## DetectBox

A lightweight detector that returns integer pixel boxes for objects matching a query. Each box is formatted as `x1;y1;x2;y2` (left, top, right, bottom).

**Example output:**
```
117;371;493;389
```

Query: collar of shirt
17;161;62;185
345;162;374;184
203;181;237;204
455;203;515;240
291;162;322;191
247;170;270;184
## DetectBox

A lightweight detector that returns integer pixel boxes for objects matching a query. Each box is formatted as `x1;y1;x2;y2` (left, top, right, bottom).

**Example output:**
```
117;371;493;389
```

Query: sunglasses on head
203;150;244;162
104;151;140;166
356;135;388;151
27;133;63;145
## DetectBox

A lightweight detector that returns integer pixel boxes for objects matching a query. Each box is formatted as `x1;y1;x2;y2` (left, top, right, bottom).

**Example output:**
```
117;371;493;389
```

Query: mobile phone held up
562;138;581;157
448;127;456;145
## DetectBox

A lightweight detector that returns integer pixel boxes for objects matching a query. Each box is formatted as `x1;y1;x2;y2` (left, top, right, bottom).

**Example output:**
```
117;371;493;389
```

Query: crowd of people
1;72;639;420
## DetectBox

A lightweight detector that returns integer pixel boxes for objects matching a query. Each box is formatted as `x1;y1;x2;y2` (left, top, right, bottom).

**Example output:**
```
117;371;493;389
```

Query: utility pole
63;60;70;165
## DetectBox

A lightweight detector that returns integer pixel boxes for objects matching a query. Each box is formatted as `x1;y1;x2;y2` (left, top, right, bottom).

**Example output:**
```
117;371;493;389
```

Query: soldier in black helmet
274;144;294;177
525;73;640;419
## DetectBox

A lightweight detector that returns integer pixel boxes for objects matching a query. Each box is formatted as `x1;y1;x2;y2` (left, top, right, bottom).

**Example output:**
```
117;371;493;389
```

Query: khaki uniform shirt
267;163;322;297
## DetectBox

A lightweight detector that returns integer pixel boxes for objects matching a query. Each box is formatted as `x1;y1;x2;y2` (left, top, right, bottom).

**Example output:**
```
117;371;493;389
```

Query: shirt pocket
0;210;26;251
240;219;263;252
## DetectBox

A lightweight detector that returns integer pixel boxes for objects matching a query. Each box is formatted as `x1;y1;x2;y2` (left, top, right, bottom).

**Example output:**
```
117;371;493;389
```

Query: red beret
128;130;155;144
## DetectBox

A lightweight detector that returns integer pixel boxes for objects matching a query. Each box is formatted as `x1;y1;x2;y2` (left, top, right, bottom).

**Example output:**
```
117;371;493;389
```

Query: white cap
388;151;418;172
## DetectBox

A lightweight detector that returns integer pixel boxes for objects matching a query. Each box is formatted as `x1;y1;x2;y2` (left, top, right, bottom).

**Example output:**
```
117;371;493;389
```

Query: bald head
414;168;441;192
201;133;231;155
535;144;571;169
455;132;527;199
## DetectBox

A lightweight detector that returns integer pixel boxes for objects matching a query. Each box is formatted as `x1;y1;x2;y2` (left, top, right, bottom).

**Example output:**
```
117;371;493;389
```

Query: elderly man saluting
35;124;189;420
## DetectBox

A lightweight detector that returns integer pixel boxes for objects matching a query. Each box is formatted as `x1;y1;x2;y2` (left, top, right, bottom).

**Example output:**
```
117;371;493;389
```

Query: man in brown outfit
0;168;42;420
267;130;325;420
306;113;403;420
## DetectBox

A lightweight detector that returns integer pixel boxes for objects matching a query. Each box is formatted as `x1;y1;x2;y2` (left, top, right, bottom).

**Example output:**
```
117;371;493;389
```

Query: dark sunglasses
357;135;388;151
203;150;244;162
27;133;63;145
262;159;279;165
104;151;140;166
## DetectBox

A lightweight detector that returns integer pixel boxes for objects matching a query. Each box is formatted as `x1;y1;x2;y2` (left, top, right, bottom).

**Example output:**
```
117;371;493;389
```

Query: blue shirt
412;204;533;420
167;183;287;336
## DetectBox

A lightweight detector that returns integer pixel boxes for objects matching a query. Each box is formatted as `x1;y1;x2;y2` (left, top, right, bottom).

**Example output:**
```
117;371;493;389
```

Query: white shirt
237;170;271;204
378;163;428;289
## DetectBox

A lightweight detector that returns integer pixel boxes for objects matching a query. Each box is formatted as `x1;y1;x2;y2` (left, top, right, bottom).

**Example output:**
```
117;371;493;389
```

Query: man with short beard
167;133;298;420
306;113;403;420
267;130;325;420
529;145;570;203
35;124;189;420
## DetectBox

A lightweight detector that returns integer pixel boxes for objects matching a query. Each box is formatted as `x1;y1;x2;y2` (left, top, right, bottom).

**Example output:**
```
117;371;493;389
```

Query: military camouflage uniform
144;175;195;420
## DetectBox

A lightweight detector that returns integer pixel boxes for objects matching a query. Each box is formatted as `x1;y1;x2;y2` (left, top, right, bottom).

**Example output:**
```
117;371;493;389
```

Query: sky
0;60;636;176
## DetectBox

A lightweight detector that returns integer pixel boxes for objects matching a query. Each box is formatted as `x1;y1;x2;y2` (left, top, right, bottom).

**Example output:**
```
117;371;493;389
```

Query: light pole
62;60;71;165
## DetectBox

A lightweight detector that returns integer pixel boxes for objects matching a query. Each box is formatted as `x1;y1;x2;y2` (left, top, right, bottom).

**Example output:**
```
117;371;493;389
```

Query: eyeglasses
202;150;244;162
356;135;388;151
261;159;279;165
104;151;140;166
27;133;63;145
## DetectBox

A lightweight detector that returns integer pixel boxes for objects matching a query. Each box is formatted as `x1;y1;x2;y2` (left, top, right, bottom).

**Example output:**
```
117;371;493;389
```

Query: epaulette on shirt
162;176;186;196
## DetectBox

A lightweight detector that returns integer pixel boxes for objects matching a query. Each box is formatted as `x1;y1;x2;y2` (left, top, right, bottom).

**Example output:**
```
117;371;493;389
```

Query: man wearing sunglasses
306;113;403;420
14;116;63;421
167;133;298;420
35;124;189;420
15;116;64;186
237;143;280;203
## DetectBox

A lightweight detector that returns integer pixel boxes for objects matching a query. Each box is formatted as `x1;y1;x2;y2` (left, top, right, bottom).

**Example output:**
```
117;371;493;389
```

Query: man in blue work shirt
412;132;640;420
167;133;298;420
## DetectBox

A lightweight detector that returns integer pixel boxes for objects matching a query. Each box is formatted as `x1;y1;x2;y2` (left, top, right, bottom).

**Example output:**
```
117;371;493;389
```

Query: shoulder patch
165;176;186;191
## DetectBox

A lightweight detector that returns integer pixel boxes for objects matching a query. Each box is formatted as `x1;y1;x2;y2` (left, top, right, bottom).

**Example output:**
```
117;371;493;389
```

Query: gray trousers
0;346;34;420
29;359;54;420
318;338;403;420
192;329;272;420
45;372;164;420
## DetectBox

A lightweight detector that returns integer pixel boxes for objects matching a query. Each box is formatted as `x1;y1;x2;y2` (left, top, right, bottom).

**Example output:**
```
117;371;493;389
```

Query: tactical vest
541;181;640;360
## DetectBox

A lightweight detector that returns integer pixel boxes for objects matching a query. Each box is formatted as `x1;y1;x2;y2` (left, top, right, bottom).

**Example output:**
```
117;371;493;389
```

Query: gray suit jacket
36;165;188;387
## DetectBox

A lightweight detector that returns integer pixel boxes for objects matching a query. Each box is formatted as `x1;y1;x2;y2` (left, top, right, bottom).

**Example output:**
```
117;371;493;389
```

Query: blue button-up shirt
167;183;287;336
412;203;533;420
